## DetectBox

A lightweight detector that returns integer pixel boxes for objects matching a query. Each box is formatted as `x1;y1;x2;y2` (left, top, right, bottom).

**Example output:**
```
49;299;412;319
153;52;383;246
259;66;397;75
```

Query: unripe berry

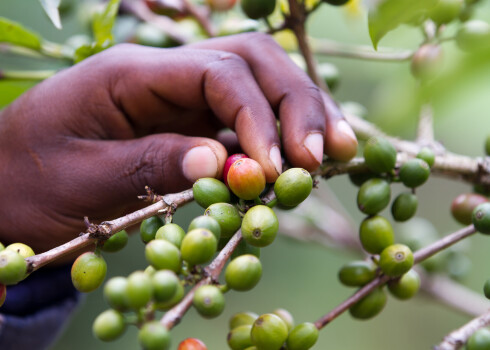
0;242;4;252
227;158;266;200
6;243;35;258
456;20;490;52
484;279;490;299
416;147;436;167
100;230;128;253
467;328;490;350
429;0;463;25
140;216;164;243
180;229;217;266
145;239;182;272
251;313;289;350
155;223;186;248
205;203;242;238
178;338;208;350
138;321;171;350
322;0;349;5
231;239;261;259
193;285;225;319
152;270;180;303
71;252;106;293
272;308;294;331
411;44;443;80
399;159;430;188
359;215;395;254
193;178;231;209
349;288;387;320
227;325;253;350
104;277;130;311
451;193;488;225
348;172;376;187
391;193;418;222
357;178;391;215
229;311;259;330
240;0;276;19
92;309;126;342
379;244;414;277
225;254;262;291
286;322;319;350
126;271;153;309
472;203;490;234
273;168;313;207
188;215;221;241
241;205;279;247
338;260;377;287
387;269;421;300
363;137;397;174
154;281;184;311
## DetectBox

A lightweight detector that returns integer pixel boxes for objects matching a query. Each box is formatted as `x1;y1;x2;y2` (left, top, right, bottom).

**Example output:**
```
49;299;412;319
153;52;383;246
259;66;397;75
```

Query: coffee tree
1;0;490;349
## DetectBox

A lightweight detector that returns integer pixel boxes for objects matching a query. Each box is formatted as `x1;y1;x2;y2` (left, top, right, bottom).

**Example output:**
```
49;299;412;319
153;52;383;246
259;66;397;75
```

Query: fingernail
336;120;357;143
269;145;283;175
183;146;218;182
304;133;324;164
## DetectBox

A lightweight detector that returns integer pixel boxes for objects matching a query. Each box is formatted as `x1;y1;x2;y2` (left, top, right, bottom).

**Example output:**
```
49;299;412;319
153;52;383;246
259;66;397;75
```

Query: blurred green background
2;0;490;349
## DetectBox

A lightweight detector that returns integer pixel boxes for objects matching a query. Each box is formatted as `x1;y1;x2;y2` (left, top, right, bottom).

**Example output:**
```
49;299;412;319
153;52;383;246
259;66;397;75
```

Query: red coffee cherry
178;338;208;350
223;153;249;187
227;158;266;200
451;193;488;225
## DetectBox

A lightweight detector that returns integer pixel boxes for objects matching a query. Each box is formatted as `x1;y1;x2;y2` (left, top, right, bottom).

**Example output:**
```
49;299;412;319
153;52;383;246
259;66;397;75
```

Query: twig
181;0;216;37
161;231;242;329
24;189;194;273
435;310;490;350
416;104;436;145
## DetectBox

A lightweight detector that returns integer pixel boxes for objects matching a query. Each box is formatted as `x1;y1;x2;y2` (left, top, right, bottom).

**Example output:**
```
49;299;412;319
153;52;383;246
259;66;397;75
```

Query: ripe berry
138;321;171;350
399;159;430;188
145;239;182;272
273;168;313;207
193;178;231;209
456;20;490;51
225;254;262;291
240;0;276;19
140;216;164;243
205;203;242;238
241;205;279;247
467;328;490;350
178;338;208;350
224;154;249;187
410;44;443;80
387;269;420;300
472;203;490;234
391;193;418;222
359;215;395;254
349;288;387;320
104;277;130;311
6;243;35;258
379;244;414;277
286;322;319;350
0;283;6;307
193;285;225;318
229;311;259;330
227;158;266;200
338;260;377;287
227;325;253;350
429;0;463;25
363;137;397;174
180;229;217;266
126;271;153;309
416;147;436;168
188;216;221;241
71;252;107;293
152;270;180;303
92;309;126;342
272;308;294;331
251;313;289;350
154;281;184;311
155;224;186;248
451;193;488;225
101;230;128;253
231;239;261;259
357;178;391;215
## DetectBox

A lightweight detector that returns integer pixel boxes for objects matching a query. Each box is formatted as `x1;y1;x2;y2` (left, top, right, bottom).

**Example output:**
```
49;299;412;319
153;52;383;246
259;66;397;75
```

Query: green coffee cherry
387;269;420;300
272;308;294;331
484;279;490;299
286;322;319;350
145;239;181;272
0;242;4;252
193;178;231;208
104;277;130;311
359;215;395;254
205;203;242;238
338;260;377;287
429;0;463;25
193;285;225;318
451;193;488;225
188;215;221;241
467;328;490;350
399;159;430;188
134;23;173;48
154;281;184;311
155;224;186;248
241;205;279;247
473;203;490;234
447;251;472;281
0;250;27;285
140;216;164;243
227;325;253;350
229;311;259;330
251;313;289;350
71;252;106;293
349;288;387;320
416;147;435;167
145;265;157;276
231;239;261;259
357;178;391;215
240;0;276;19
92;309;126;342
152;270;180;303
273;168;313;207
180;229;217;266
138;321;171;350
101;230;128;253
457;20;490;52
225;254;262;291
126;271;153;309
391;193;418;222
379;244;414;277
348;172;376;187
323;0;350;5
6;243;35;258
363;137;397;174
410;44;443;80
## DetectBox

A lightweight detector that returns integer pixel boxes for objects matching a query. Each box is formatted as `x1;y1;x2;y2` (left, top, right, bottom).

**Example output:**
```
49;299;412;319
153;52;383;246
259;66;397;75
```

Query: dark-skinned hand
0;33;357;255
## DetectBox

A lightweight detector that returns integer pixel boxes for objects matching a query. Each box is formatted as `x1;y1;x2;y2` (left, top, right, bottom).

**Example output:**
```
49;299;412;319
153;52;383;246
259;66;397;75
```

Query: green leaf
92;0;121;46
0;17;42;50
39;0;62;29
0;80;37;109
368;0;438;50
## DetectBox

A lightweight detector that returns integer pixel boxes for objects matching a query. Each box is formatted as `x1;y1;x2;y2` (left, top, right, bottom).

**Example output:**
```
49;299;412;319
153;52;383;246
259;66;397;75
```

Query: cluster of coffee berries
0;241;36;307
227;309;318;350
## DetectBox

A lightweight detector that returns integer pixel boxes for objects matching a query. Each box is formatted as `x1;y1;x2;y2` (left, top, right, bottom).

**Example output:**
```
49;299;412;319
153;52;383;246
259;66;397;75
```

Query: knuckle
128;139;167;191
